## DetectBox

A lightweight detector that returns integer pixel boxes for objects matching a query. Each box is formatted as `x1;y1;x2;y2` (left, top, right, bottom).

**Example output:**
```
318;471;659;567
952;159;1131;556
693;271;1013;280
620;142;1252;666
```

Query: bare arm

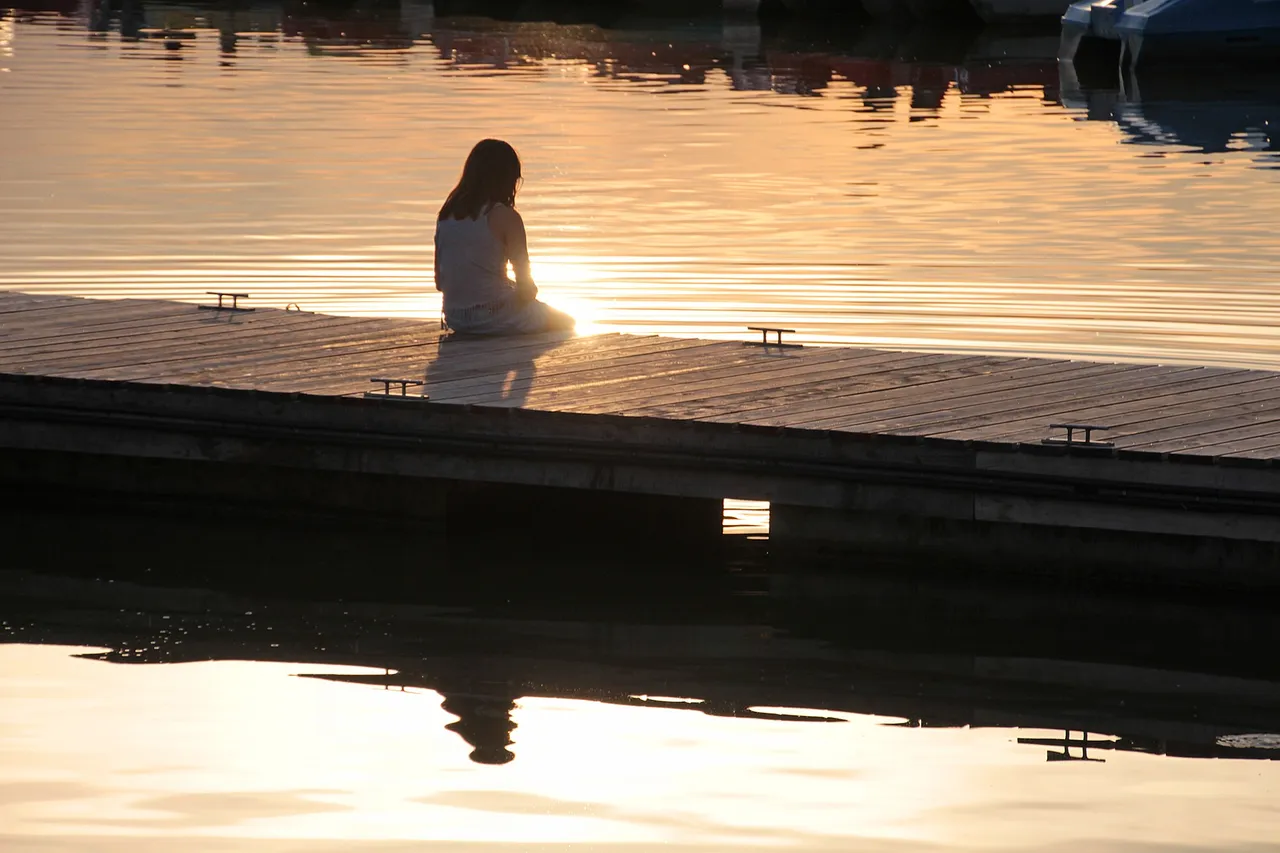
488;204;537;300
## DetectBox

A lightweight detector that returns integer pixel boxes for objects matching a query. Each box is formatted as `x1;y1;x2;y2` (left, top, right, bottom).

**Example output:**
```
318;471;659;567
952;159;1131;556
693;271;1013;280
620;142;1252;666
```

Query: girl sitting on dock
434;139;575;335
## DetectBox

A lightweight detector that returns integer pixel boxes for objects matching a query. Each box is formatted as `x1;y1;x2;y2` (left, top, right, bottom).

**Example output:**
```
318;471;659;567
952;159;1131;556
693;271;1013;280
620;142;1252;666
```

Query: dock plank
168;333;668;396
1;312;407;364
1124;407;1280;452
4;289;1280;468
0;292;91;314
774;362;1161;432
14;315;441;376
547;349;969;415
675;357;1079;426
158;333;704;396
978;378;1280;446
911;368;1269;442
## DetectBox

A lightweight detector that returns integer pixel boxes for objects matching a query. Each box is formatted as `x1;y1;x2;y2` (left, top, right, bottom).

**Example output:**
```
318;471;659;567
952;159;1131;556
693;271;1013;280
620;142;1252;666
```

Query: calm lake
2;1;1280;367
3;503;1280;853
3;2;1280;851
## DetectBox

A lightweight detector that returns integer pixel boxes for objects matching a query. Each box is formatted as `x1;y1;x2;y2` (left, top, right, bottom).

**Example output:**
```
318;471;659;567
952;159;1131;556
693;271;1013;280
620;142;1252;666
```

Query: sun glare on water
532;256;605;334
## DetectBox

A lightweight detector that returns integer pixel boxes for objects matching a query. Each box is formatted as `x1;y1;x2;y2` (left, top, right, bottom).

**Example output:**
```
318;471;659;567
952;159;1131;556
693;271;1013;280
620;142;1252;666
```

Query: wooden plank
0;292;89;314
0;298;206;339
1;309;226;349
421;339;744;402
970;375;1280;442
933;370;1280;444
672;356;1069;425
164;334;618;393
154;333;686;392
27;334;429;384
420;334;709;385
0;291;58;308
1125;410;1280;454
548;349;961;415
823;365;1232;436
502;348;921;413
262;339;718;399
429;342;767;407
898;367;1248;440
1235;442;1280;459
229;331;641;388
0;294;187;324
98;329;640;392
1086;388;1280;450
774;362;1162;432
67;330;446;384
587;354;1015;422
0;310;399;363
13;315;438;376
0;302;427;350
257;336;704;398
799;362;1187;432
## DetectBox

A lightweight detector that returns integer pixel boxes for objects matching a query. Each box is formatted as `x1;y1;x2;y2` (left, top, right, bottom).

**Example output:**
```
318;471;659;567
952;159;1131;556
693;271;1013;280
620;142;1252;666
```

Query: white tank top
434;206;515;312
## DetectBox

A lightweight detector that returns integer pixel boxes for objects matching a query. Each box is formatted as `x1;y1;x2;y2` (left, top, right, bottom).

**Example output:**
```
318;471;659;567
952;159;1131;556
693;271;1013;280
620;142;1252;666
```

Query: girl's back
434;207;513;313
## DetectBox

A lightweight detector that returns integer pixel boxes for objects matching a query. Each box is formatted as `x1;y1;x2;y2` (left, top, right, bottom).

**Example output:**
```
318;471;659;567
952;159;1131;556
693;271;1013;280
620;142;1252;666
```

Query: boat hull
1126;28;1280;63
1118;0;1280;63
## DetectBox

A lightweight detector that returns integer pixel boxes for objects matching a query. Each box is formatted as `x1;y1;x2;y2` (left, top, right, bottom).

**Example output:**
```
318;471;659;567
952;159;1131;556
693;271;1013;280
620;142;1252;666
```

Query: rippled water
2;3;1280;367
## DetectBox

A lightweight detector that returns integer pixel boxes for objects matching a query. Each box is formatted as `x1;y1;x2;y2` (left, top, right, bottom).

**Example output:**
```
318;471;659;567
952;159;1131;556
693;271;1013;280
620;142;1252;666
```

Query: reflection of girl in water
441;693;518;765
434;139;576;336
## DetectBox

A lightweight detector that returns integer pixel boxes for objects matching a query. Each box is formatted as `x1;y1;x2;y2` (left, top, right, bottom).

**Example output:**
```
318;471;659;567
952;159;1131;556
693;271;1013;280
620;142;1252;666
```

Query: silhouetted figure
434;139;575;336
441;691;518;765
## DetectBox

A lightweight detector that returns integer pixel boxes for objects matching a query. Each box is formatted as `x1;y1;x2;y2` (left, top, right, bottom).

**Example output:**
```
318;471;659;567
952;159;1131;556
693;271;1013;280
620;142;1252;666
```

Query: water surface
3;500;1280;853
2;4;1279;367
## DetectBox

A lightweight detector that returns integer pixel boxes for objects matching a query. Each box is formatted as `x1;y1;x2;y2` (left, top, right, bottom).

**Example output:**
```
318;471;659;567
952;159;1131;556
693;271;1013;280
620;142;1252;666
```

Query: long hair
438;139;522;221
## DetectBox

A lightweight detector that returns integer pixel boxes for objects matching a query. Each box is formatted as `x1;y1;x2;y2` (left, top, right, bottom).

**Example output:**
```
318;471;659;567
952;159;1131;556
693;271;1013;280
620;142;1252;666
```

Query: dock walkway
1;291;1277;580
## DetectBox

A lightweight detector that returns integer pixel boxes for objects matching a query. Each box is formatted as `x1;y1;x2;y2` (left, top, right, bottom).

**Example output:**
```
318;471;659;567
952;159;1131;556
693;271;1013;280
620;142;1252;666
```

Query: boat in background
1117;0;1280;63
1064;0;1280;64
1059;0;1138;60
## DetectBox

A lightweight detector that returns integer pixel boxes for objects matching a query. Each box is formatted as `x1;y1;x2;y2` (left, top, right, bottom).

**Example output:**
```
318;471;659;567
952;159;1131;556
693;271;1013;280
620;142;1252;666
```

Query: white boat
1059;0;1140;59
1117;0;1280;64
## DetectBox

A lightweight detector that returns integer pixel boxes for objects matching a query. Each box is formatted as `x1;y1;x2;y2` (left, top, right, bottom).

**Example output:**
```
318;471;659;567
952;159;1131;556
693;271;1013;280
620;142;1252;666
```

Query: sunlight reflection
530;256;605;334
4;13;1280;368
4;644;1280;851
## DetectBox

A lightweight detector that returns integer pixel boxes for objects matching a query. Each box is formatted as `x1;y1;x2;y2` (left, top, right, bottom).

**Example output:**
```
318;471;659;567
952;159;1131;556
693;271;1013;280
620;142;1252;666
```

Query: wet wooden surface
3;290;1279;460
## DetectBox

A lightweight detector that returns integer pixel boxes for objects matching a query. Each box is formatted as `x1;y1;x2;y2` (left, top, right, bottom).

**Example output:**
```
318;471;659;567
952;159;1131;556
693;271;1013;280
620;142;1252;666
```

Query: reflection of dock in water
42;0;1070;100
4;536;1280;766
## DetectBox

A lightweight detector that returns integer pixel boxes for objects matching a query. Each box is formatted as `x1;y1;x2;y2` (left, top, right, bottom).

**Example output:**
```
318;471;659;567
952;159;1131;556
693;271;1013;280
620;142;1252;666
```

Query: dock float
1;291;1277;583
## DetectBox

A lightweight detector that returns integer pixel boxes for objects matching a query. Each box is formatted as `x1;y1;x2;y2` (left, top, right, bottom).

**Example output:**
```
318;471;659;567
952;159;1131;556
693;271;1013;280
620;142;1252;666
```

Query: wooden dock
1;290;1277;581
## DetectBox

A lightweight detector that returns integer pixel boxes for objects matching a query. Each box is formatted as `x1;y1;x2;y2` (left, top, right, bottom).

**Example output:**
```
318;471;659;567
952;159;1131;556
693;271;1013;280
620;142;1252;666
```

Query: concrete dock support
0;448;724;554
771;504;1280;586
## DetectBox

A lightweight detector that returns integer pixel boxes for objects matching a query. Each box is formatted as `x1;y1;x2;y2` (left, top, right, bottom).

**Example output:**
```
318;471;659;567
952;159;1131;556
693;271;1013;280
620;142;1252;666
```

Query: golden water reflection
0;9;1278;367
2;644;1279;851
